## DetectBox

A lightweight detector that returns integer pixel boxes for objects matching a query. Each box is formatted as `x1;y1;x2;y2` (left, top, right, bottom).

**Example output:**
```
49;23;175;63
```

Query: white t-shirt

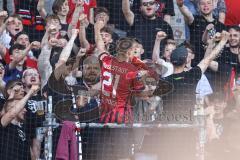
0;30;12;49
156;59;174;77
196;74;213;97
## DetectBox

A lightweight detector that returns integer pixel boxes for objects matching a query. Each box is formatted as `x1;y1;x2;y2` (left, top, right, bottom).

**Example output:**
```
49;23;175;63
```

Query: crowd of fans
0;0;240;160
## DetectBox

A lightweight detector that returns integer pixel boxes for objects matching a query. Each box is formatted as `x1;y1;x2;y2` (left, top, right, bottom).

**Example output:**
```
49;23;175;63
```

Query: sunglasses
142;1;156;7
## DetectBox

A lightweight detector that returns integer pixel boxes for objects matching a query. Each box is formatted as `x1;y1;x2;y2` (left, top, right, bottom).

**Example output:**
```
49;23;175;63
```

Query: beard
83;76;99;85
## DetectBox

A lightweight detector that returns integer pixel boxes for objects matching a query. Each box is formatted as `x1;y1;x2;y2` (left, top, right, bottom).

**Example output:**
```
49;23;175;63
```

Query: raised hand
213;32;221;42
206;23;215;31
79;14;89;27
8;87;17;100
220;30;230;42
77;48;86;57
30;84;40;94
79;14;87;22
95;19;105;30
156;31;167;41
176;0;184;7
48;38;59;47
30;41;41;49
57;38;67;48
71;29;79;37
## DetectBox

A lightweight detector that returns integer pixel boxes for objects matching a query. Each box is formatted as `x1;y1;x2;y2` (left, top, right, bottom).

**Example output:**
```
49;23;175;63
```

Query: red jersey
67;0;97;24
99;53;144;123
225;0;240;26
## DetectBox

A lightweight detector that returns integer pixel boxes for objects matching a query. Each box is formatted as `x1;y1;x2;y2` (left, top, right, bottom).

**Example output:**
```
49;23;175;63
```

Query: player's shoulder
123;61;139;71
99;52;111;61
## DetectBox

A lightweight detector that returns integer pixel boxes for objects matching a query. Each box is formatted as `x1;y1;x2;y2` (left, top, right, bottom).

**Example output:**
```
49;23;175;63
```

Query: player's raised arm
94;19;108;58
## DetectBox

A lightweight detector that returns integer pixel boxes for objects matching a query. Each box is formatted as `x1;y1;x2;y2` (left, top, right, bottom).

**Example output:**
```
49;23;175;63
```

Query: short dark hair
94;7;110;17
15;31;29;40
133;38;142;45
9;43;25;55
228;25;240;32
166;39;176;46
100;26;113;35
52;0;66;14
163;39;177;49
181;41;195;54
46;14;61;24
